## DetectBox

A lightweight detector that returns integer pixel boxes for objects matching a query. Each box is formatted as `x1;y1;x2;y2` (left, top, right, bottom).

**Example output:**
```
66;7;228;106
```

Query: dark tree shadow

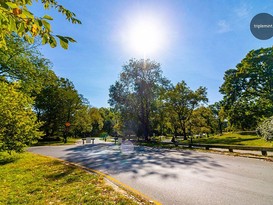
0;152;20;165
61;142;224;180
45;161;77;183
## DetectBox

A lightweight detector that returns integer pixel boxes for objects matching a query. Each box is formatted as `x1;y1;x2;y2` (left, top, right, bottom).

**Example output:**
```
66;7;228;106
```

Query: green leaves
42;33;49;45
220;47;273;130
40;34;77;49
59;38;68;49
5;2;18;9
162;80;208;139
34;77;84;139
0;35;55;94
43;15;53;20
22;10;34;19
57;35;68;49
9;18;16;31
0;0;81;49
109;59;169;139
56;35;77;49
257;116;273;141
0;81;42;153
42;20;51;31
49;36;57;48
65;36;77;43
23;34;34;44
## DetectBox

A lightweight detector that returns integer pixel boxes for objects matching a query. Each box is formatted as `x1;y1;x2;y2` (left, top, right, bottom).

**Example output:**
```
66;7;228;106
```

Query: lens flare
127;16;166;56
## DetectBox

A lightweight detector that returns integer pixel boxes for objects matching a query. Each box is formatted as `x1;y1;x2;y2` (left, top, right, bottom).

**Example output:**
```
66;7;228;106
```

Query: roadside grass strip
0;152;153;205
33;138;79;146
181;133;273;147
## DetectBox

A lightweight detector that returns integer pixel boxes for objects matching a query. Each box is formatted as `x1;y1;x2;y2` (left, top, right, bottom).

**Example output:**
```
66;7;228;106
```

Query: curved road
29;142;273;205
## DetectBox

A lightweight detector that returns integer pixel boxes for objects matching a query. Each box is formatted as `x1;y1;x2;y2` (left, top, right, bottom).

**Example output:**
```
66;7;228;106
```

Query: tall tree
72;106;103;137
209;102;227;135
34;78;82;139
150;99;172;136
162;81;208;140
89;107;104;137
0;0;81;49
99;107;118;135
109;59;169;140
72;105;92;137
190;106;217;136
220;47;273;130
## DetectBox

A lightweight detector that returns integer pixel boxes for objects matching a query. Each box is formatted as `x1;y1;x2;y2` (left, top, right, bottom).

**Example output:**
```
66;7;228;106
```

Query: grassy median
33;137;79;146
182;133;273;147
0;152;145;205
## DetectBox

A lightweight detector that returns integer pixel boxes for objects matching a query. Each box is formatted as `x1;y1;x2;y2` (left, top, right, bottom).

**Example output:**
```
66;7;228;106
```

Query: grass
180;133;273;147
33;137;79;146
140;133;273;148
0;152;146;205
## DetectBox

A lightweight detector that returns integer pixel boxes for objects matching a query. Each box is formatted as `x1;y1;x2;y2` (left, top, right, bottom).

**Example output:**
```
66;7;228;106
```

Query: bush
99;132;108;138
0;81;42;153
256;116;273;141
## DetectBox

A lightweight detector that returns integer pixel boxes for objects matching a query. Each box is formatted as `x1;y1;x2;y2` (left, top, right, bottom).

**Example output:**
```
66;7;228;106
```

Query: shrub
256;116;273;141
0;81;42;153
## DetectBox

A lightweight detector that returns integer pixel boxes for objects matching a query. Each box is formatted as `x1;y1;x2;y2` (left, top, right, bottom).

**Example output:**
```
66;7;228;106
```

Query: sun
127;17;166;56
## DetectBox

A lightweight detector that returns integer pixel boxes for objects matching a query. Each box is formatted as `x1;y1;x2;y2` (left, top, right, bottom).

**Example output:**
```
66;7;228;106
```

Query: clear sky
32;0;273;108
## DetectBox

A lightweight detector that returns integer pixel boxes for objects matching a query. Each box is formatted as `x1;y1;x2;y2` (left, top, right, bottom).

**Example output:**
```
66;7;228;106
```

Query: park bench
113;137;117;144
81;138;95;144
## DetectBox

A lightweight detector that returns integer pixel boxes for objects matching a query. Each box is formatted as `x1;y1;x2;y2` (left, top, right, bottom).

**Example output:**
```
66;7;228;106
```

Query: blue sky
32;0;273;107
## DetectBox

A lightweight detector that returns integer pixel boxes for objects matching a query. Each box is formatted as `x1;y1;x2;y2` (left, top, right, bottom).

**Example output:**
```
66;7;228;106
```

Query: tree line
0;35;118;152
1;1;273;153
1;35;273;153
109;48;273;141
109;59;226;141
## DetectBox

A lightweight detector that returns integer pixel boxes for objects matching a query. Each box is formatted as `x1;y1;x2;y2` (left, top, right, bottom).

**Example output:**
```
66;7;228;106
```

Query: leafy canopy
0;34;57;94
220;47;273;130
34;77;83;138
0;0;81;49
109;59;169;138
162;81;208;139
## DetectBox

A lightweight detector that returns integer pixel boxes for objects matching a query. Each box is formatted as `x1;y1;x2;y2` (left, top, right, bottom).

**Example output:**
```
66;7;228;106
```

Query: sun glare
127;17;166;56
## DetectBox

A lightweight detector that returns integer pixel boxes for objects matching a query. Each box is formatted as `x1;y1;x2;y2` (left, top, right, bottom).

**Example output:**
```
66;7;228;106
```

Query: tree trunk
183;126;187;140
179;119;187;140
143;120;150;141
218;119;223;135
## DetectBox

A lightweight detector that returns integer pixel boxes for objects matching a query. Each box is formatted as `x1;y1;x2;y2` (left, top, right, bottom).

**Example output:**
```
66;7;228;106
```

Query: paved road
29;142;273;205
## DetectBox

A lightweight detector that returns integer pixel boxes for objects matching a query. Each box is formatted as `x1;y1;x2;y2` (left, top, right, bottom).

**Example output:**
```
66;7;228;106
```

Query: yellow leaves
31;24;38;36
0;81;42;152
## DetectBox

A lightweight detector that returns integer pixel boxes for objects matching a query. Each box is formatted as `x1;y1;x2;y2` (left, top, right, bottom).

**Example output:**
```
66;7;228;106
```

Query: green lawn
0;152;146;205
179;133;273;147
33;137;79;146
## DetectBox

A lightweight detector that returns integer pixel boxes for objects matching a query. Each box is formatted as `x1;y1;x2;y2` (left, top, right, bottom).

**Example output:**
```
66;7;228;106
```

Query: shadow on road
61;143;224;180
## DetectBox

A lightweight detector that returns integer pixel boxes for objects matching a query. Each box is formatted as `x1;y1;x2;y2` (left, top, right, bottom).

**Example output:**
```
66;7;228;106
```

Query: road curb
34;153;162;205
137;143;273;162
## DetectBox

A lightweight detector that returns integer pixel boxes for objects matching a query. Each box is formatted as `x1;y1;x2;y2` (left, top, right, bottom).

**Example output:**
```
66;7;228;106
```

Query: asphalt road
28;141;273;205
